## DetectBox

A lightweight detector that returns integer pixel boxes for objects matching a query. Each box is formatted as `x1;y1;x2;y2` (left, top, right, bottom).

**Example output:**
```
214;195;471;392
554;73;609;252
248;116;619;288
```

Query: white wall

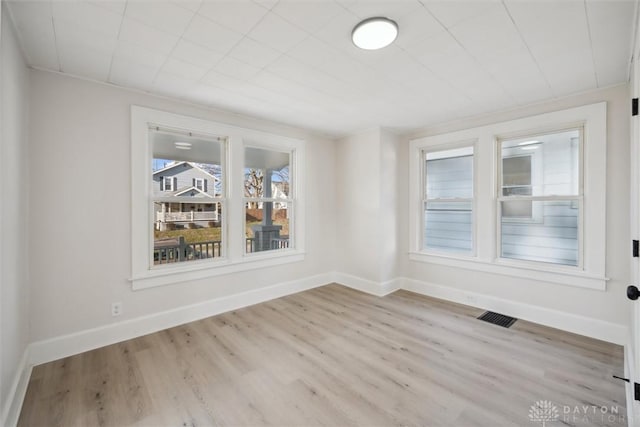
1;3;30;423
27;70;336;343
399;84;631;326
335;128;400;284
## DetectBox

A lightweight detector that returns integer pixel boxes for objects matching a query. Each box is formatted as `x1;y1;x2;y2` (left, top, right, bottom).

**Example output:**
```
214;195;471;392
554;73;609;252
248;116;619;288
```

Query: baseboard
333;272;402;297
401;277;627;345
16;271;629;423
2;346;32;427
29;272;332;366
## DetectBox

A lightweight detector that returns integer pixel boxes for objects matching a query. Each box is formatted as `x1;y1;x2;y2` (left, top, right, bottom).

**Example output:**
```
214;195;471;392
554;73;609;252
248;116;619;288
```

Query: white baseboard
332;273;626;345
401;277;627;345
29;273;332;366
2;346;32;427
14;271;630;425
333;272;401;297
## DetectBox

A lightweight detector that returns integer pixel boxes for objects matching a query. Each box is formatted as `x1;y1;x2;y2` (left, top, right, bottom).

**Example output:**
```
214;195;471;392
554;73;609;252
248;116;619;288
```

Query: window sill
408;252;607;291
131;250;305;290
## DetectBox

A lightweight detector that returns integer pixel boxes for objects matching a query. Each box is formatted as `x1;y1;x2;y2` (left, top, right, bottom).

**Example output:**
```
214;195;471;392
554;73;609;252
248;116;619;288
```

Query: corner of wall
1;348;32;427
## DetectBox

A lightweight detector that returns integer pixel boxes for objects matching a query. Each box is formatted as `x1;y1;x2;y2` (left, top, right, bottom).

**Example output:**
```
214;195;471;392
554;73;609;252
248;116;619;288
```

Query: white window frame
421;143;476;256
162;176;175;192
194;177;205;191
131;106;306;290
409;102;607;291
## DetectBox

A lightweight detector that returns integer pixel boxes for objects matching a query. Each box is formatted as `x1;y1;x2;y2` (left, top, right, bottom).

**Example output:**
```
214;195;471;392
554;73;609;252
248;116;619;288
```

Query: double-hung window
423;146;474;255
131;107;305;290
409;102;606;290
498;129;581;267
194;178;205;191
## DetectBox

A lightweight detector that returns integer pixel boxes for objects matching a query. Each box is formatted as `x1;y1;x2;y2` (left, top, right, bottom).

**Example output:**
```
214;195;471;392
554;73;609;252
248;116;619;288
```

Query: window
131;107;305;290
162;176;175;191
244;146;293;254
194;178;205;191
409;102;606;290
151;129;225;266
423;146;474;254
499;129;581;266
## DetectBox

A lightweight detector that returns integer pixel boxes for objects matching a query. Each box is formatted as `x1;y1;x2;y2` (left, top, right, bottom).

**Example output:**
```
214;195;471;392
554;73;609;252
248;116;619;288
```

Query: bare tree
244;169;263;208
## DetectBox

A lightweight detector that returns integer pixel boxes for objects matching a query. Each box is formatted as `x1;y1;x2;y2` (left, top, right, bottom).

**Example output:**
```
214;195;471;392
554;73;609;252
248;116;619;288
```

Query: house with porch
152;161;220;230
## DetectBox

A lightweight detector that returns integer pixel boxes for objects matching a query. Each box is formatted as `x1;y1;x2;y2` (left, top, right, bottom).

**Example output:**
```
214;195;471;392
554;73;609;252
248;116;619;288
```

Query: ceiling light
175;142;192;150
518;140;541;146
352;17;398;50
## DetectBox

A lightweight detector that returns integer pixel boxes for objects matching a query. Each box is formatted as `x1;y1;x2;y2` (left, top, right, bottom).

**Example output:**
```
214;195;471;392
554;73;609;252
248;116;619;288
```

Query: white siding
424;154;473;253
501;132;580;266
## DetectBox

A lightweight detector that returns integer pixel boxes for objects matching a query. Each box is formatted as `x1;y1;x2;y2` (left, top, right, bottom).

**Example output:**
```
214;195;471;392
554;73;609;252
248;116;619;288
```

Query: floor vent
478;311;517;328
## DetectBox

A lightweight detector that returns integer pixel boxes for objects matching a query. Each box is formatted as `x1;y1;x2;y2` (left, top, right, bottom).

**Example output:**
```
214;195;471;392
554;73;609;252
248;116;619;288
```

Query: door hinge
634;240;639;257
633;98;638;116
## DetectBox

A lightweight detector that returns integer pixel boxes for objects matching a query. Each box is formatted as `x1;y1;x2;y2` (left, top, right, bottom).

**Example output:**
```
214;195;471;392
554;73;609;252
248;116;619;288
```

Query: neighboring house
272;181;289;209
153;161;220;230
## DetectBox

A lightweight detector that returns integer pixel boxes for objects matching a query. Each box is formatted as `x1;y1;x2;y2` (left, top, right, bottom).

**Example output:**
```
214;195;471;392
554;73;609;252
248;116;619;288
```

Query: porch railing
156;211;219;222
154;236;290;265
154;237;221;264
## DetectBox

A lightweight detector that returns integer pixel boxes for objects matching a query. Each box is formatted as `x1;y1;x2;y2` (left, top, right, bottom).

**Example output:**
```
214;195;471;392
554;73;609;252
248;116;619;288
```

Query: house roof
153;161;219;181
172;186;214;198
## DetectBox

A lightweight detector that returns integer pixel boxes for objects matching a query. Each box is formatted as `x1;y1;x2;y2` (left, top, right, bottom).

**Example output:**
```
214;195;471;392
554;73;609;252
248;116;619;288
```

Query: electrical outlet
111;302;123;317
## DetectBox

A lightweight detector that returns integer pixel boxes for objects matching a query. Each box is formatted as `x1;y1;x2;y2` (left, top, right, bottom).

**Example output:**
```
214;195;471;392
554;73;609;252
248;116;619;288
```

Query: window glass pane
244;147;290;198
151;129;223;197
424;201;472;254
151;128;224;266
245;201;290;253
502;156;532;199
501;200;578;266
502;200;532;218
426;147;473;199
501;129;580;196
153;202;223;264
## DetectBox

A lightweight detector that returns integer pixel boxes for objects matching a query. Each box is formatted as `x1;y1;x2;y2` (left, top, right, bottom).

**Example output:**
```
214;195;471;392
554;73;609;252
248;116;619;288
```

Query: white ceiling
6;0;637;137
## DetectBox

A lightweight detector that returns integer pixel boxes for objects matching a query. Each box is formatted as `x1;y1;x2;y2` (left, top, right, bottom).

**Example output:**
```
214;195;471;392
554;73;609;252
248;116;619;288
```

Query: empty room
3;0;640;426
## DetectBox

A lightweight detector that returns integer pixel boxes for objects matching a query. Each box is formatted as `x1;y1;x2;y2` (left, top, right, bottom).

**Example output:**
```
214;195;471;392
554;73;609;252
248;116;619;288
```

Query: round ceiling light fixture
352;17;398;50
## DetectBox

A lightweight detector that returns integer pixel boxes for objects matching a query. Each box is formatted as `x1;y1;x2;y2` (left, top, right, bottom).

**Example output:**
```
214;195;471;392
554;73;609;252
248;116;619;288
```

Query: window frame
193;177;205;191
162;176;175;192
421;143;477;256
408;102;607;291
131;106;306;290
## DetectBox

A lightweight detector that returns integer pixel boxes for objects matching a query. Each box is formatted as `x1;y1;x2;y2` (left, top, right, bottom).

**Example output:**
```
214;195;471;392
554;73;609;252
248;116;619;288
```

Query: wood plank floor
18;284;627;427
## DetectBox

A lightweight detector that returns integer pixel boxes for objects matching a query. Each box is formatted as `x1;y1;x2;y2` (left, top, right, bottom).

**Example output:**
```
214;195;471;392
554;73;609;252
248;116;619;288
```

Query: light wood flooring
18;284;627;426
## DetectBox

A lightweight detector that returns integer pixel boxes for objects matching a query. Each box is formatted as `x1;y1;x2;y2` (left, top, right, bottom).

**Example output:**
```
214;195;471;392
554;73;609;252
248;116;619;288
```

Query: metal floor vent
478;311;517;328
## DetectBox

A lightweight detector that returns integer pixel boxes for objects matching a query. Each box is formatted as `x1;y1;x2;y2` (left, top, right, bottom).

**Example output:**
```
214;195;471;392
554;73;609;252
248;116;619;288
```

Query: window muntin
423;146;474;255
499;129;581;267
151;128;225;267
244;146;293;254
